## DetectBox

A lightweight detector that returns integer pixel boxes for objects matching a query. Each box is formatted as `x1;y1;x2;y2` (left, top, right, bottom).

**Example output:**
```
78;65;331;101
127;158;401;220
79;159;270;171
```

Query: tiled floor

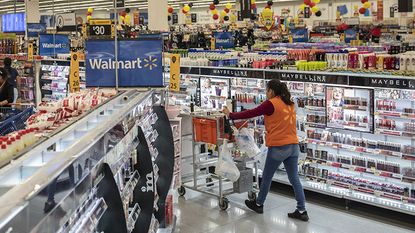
174;189;415;233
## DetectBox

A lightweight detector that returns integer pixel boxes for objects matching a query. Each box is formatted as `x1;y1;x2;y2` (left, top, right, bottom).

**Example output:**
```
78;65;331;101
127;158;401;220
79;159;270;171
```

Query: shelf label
28;42;34;61
169;54;181;92
69;51;80;93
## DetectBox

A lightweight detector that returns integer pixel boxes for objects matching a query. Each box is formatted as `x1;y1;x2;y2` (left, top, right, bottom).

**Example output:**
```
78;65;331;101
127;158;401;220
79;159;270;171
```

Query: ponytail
267;79;294;105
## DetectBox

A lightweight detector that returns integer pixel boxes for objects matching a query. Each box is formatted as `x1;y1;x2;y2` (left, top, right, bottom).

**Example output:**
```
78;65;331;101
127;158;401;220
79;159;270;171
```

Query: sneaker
288;209;309;222
245;200;263;214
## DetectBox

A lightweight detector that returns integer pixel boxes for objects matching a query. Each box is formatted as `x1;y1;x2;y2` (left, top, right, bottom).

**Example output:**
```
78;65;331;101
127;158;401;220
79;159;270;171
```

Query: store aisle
174;190;414;233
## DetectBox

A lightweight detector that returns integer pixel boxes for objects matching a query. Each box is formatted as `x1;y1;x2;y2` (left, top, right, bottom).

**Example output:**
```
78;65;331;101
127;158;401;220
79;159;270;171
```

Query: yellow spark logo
144;56;158;70
283;105;296;125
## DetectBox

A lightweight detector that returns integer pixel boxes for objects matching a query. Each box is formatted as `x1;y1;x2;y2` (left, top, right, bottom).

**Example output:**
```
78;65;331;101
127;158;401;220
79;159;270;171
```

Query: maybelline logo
280;73;327;83
371;78;415;88
211;69;248;77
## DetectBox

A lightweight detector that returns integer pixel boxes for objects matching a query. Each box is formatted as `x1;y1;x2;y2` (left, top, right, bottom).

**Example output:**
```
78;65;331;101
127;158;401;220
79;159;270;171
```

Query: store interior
0;0;415;232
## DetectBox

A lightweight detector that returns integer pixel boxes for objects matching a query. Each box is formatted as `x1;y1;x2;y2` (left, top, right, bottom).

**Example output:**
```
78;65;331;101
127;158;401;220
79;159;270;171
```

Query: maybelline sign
86;38;163;87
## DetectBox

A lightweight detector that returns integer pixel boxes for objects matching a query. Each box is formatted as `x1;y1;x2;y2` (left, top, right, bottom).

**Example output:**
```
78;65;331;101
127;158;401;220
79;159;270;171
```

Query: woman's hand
222;107;230;117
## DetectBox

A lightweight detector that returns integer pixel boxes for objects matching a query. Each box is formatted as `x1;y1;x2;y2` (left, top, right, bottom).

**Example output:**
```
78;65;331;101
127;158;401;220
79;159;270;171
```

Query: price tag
89;25;112;37
169;54;180;92
69;52;80;93
211;37;215;50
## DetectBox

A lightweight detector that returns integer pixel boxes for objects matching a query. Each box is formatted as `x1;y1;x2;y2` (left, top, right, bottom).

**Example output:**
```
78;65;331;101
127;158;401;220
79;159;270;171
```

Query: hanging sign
211;37;216;50
116;0;124;8
27;23;46;37
260;9;275;30
191;13;197;23
39;34;69;56
69;52;80;93
86;38;163;87
214;32;234;49
345;29;357;43
291;28;308;42
169;54;181;92
56;13;76;32
304;7;311;18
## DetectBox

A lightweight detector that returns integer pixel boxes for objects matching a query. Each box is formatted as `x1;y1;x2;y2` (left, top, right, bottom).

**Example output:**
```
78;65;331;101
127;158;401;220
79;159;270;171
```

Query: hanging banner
214;32;234;49
260;9;275;30
69;52;80;93
169;54;181;92
86;39;163;87
27;23;46;37
345;28;357;43
291;28;308;42
39;34;70;56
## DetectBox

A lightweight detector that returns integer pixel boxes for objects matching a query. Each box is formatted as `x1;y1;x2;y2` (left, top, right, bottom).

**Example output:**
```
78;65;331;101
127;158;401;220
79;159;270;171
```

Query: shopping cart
0;104;34;136
178;112;259;211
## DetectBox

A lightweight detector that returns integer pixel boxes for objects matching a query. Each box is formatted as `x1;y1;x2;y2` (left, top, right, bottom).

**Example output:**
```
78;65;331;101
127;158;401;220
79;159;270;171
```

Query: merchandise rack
0;90;176;233
172;65;415;216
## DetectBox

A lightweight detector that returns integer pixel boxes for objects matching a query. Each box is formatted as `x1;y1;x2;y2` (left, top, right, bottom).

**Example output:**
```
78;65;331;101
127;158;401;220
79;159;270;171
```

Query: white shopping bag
253;145;268;171
235;128;261;158
215;141;240;182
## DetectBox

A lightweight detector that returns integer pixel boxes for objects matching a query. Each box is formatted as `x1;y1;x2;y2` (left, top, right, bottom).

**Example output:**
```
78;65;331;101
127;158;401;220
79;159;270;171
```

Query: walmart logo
144;56;158;70
88;55;159;70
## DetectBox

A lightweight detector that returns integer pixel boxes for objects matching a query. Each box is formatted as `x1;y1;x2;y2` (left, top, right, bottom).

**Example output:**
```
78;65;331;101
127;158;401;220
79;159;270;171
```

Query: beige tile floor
174;190;415;233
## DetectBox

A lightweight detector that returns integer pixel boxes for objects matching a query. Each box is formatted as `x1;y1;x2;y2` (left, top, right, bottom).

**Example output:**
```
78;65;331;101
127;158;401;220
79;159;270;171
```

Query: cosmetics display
200;77;229;110
40;60;86;102
173;65;415;215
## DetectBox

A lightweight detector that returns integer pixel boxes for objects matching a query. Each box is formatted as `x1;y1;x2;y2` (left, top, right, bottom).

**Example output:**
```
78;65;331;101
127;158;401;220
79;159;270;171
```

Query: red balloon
265;5;271;9
120;11;126;17
168;7;174;14
251;3;256;9
224;8;230;13
361;0;368;3
210;3;216;10
213;14;219;20
304;0;311;5
359;7;366;14
87;12;92;16
309;2;316;7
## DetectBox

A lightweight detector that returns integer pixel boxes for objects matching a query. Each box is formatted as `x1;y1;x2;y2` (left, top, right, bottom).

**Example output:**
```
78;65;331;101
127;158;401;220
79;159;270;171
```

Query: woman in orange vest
223;79;308;221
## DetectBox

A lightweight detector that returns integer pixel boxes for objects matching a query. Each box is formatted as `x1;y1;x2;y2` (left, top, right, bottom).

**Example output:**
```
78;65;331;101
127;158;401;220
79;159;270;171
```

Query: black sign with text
265;71;349;85
191;13;197;23
115;0;124;7
89;25;112;37
349;76;415;89
200;67;264;79
172;13;178;24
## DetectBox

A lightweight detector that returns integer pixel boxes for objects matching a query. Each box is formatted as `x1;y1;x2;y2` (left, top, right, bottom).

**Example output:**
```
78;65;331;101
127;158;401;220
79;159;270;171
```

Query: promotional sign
304;7;311;18
345;28;357;43
2;13;26;33
69;52;80;93
89;20;112;37
169;54;181;92
86;39;163;87
191;13;197;23
39;34;70;56
390;7;395;17
172;13;178;24
56;13;76;32
260;9;275;30
27;23;46;37
214;32;234;49
211;37;216;50
291;28;308;42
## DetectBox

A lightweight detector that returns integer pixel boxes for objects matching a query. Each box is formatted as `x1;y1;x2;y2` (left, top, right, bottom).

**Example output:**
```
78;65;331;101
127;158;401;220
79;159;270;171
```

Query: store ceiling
0;0;277;14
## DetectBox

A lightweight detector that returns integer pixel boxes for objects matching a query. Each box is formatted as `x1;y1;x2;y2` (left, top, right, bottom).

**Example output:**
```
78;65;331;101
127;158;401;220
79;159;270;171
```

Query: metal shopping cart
0;104;34;136
178;112;259;210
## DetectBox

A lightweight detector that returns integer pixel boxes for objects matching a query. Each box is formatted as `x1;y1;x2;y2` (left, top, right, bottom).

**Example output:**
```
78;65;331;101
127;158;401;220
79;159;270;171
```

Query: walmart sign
86;39;163;87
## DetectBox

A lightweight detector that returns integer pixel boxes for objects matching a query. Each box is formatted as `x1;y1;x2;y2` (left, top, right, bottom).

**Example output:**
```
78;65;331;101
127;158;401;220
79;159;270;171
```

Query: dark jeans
257;144;306;211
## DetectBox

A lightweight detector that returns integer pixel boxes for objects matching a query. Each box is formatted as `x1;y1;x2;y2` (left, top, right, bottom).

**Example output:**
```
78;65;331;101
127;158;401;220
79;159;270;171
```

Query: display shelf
173;66;415;216
0;90;157;232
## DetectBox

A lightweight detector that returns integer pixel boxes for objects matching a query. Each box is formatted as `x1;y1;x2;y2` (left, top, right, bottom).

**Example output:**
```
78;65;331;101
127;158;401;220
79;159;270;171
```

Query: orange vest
264;97;299;147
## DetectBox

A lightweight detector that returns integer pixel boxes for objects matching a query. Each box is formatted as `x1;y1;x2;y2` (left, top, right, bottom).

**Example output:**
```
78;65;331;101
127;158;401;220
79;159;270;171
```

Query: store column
148;0;169;31
25;0;40;23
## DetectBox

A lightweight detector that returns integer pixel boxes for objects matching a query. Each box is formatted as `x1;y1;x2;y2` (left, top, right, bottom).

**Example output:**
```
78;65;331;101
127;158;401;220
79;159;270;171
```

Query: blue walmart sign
86;39;163;87
39;34;69;56
214;32;234;49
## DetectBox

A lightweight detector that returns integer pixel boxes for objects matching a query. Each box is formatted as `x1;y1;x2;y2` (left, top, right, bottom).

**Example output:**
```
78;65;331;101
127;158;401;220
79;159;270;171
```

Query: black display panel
398;0;413;12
